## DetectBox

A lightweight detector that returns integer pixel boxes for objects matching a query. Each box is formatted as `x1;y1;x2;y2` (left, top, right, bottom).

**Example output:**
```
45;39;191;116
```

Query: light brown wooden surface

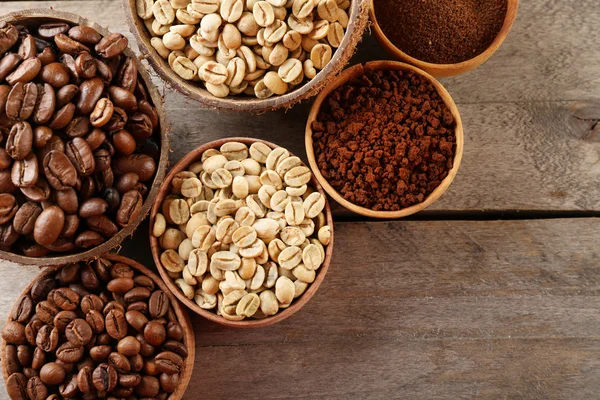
0;0;599;399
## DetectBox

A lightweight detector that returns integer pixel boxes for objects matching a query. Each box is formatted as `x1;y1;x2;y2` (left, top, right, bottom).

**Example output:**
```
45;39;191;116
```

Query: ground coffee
312;68;456;211
374;0;508;64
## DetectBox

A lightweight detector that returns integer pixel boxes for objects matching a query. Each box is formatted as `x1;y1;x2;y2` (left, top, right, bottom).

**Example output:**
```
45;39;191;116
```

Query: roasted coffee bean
107;277;134;293
135;375;160;397
0;222;19;246
40;62;70;88
11;294;33;323
0;148;12;169
58;374;79;398
55;359;75;375
56;341;85;363
89;345;112;362
160;372;179;393
149;290;169;319
25;376;47;400
43;151;77;189
95;58;113;84
60;214;80;237
92;363;118;392
124;310;148;333
115;172;138;193
56;84;78;108
37;47;56;65
66;137;95;175
84;309;104;334
54;310;77;332
0;193;19;224
54;33;90;55
76;365;94;394
167;321;184;341
90;98;113;128
6;82;37;120
162;340;188;358
25;319;44;347
111;129;135;157
20;176;50;203
116;57;137;92
75;51;97;79
0;170;18;194
6;58;42;86
43;237;76;252
18;34;36;59
78;197;108;218
16;345;32;368
5;345;20;375
13;202;42;234
117;336;141;358
126;112;153;139
113;153;156;181
109;85;137;111
48;102;76;130
30;278;55;303
154;351;183;374
68;26;102;45
127;301;147;315
77;77;104;115
105;308;127;340
86;214;119;236
0;22;18;53
65;318;93;346
37;23;70;39
103;106;127;131
144;321;166;347
6;372;28;400
39;362;66;386
95;33;128;58
65;115;90;138
125;286;151;303
93;148;111;172
75;230;104;248
31;83;56;125
54;188;79;214
116;189;142;227
108;351;131;372
35;299;59;324
53;287;80;310
35;324;59;352
33;205;65;246
58;263;80;284
103;300;125;316
6;121;33;160
80;263;100;290
0;54;22;82
84;128;106;151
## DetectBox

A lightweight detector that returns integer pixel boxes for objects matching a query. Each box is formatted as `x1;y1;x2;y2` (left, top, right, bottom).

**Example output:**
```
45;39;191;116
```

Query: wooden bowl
369;0;519;77
150;138;335;328
0;9;169;267
123;0;369;112
1;254;195;399
305;60;464;219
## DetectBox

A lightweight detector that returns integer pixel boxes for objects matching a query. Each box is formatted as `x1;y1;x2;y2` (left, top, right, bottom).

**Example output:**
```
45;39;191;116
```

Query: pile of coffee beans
0;20;161;257
153;141;331;321
1;257;188;399
138;0;351;98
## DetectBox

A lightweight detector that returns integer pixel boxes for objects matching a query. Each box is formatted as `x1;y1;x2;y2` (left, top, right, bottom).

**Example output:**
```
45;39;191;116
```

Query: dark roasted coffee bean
115;172;138;194
90;97;113;128
144;320;167;347
20;176;50;203
92;259;112;282
35;299;59;324
105;308;127;340
160;373;179;393
75;51;97;79
59;263;80;284
0;170;18;194
66;137;95;175
135;375;160;398
11;294;33;323
31;83;56;125
37;47;56;65
116;189;142;227
40;62;70;88
127;300;148;314
36;324;59;352
6;82;37;120
33;205;65;246
108;85;137;111
125;286;151;302
0;22;20;54
6;58;42;85
65;115;90;138
138;99;159;130
92;363;118;392
39;362;66;386
61;214;80;237
43;237;76;252
102;187;121;213
96;33;128;58
37;23;70;39
53;287;80;310
85;309;104;334
77;77;104;115
93;148;111;172
113;153;156;181
54;310;78;332
5;345;20;375
48;102;76;130
43;150;77;189
78;176;95;201
86;214;118;236
56;84;78;108
6;372;28;400
11;152;38;188
162;339;188;358
95;58;112;84
78;197;108;218
0;148;11;169
54;188;79;214
0;53;22;82
80;263;100;290
68;26;101;45
108;351;131;373
149;290;169;319
56;341;85;363
65;318;93;346
126;112;153;139
75;230;104;248
13;202;42;235
55;33;90;55
0;193;18;224
0;84;11;113
117;57;137;92
58;374;79;398
6;121;33;160
106;277;134;293
103;106;127;132
84;128;105;152
33;126;53;150
111;263;135;278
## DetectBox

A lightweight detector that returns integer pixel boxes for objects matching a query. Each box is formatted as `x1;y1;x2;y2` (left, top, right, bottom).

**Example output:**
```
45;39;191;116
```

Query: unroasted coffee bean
92;363;118;392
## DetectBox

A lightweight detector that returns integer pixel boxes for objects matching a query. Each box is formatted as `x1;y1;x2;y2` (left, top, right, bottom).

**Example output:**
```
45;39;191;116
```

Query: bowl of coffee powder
305;61;463;218
369;0;519;77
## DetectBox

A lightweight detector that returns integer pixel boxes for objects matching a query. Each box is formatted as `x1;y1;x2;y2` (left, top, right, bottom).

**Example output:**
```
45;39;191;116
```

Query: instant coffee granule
374;0;508;64
311;69;456;211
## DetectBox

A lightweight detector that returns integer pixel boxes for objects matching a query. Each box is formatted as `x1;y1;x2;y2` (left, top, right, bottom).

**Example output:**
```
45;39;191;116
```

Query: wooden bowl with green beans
124;0;369;112
149;138;334;328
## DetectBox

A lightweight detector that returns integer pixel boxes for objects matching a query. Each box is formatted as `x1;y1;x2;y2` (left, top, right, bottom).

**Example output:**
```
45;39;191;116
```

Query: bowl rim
305;60;464;219
0;253;195;399
122;0;370;112
368;0;520;77
0;9;170;267
149;137;335;328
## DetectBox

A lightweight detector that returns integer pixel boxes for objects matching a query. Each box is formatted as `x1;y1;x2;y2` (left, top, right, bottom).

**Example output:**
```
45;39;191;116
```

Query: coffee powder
374;0;508;64
311;68;456;211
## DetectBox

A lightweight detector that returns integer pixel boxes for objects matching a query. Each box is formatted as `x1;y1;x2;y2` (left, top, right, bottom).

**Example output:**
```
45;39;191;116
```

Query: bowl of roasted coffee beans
305;60;464;218
149;138;334;327
1;254;194;399
0;9;169;266
123;0;369;112
369;0;519;77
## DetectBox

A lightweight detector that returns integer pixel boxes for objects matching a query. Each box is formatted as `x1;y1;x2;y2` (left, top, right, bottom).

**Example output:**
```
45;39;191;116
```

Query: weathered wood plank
1;218;599;399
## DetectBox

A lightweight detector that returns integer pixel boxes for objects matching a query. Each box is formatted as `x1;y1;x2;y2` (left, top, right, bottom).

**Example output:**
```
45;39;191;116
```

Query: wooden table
1;1;599;398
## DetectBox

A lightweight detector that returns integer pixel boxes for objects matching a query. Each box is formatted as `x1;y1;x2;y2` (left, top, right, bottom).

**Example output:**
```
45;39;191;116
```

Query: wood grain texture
2;1;600;212
1;218;599;399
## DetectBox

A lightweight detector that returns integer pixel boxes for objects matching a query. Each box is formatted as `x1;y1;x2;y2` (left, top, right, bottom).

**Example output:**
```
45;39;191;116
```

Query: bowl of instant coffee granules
1;254;195;399
306;61;463;218
0;10;169;266
370;0;519;77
